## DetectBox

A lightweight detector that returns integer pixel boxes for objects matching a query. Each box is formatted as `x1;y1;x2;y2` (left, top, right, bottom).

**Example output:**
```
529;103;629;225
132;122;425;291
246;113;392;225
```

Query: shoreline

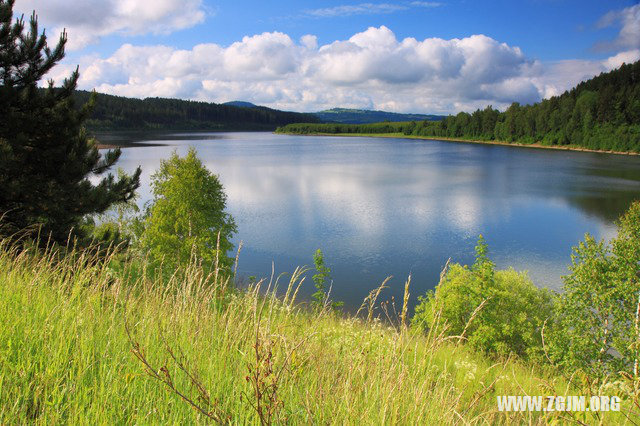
278;132;640;156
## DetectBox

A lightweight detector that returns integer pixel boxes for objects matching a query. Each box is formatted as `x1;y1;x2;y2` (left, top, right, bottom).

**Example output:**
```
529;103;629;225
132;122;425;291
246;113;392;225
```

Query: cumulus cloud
57;26;637;114
603;49;640;70
15;0;206;50
531;49;640;99
595;4;640;51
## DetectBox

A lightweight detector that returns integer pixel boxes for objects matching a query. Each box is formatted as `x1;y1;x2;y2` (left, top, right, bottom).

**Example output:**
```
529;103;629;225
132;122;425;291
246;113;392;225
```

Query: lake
102;131;640;313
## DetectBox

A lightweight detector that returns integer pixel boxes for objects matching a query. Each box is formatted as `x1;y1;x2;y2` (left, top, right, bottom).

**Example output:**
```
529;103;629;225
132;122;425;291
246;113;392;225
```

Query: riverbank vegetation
414;203;640;381
277;60;640;153
4;135;640;422
0;227;638;424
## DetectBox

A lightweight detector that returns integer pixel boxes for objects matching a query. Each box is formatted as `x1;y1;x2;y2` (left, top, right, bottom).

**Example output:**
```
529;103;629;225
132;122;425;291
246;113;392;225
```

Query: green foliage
81;219;128;253
73;90;320;131
549;201;640;377
311;249;330;306
140;148;237;272
0;0;140;244
413;236;554;361
279;61;640;152
310;249;342;310
79;188;142;257
276;121;416;135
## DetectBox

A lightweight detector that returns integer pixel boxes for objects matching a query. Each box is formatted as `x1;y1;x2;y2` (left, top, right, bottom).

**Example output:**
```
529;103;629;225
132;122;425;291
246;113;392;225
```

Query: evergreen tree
0;0;140;243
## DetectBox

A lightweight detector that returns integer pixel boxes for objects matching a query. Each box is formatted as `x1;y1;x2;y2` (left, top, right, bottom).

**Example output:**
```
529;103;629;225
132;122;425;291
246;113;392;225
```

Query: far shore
278;131;640;156
96;130;640;156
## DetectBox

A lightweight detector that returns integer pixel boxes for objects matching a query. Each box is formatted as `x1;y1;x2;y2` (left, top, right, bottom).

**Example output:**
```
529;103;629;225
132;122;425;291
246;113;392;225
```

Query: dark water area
100;131;640;313
94;130;226;148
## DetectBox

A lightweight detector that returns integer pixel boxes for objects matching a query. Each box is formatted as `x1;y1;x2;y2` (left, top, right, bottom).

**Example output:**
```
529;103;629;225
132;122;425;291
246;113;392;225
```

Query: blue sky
189;0;631;61
14;0;640;113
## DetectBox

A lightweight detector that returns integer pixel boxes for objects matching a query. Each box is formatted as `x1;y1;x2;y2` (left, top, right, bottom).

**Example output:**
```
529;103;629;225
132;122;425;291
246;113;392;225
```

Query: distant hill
314;108;444;124
220;103;444;123
222;101;258;108
72;91;320;131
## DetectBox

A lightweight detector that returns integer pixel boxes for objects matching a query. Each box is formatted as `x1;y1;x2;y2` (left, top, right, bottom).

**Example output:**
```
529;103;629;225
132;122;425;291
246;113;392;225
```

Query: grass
0;241;634;424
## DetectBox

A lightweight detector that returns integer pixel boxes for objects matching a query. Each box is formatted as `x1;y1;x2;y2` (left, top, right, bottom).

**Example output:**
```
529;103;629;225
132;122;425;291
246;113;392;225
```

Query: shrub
413;236;554;361
310;249;342;310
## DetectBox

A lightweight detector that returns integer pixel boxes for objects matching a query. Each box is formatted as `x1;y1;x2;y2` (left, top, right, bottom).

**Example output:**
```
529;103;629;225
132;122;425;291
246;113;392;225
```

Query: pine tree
0;0;140;244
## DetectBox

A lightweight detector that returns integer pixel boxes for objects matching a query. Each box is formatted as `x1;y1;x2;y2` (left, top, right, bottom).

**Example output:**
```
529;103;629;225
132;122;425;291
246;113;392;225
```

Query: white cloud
595;4;640;51
304;1;441;18
57;26;637;114
603;49;640;70
530;49;640;99
15;0;206;50
300;35;318;50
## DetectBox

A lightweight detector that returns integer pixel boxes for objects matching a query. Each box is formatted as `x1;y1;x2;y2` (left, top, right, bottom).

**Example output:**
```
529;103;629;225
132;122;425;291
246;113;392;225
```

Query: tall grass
0;241;632;424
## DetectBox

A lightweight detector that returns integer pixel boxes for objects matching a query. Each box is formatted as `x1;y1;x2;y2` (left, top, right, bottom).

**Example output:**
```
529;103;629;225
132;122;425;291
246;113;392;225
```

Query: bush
413;236;554;361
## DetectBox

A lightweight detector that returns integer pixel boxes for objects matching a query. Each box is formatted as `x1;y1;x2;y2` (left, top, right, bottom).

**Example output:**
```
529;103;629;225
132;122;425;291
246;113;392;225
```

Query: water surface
103;131;640;312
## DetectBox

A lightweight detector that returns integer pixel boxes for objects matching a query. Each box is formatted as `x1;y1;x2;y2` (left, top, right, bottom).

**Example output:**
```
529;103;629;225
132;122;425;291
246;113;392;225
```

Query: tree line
73;90;320;131
278;60;640;152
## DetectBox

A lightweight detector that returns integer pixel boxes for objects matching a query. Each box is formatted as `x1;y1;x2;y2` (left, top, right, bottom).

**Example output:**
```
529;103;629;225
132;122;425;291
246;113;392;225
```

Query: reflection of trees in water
92;131;225;148
580;166;640;182
563;161;640;222
568;193;640;222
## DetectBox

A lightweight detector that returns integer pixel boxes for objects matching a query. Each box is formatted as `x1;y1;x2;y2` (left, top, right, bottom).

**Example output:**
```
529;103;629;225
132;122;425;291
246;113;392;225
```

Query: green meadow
0;241;633;424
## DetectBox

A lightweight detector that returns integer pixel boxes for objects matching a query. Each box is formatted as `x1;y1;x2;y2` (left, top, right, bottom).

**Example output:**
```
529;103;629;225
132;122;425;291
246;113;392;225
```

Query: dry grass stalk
400;274;411;329
244;313;315;425
282;266;309;310
357;276;392;324
440;258;451;284
233;240;243;281
245;322;284;426
457;297;491;344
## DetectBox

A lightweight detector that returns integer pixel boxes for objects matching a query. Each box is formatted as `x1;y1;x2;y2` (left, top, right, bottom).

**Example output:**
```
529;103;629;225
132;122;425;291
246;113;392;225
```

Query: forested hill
278;61;640;153
220;103;444;123
314;108;444;124
223;101;258;108
73;91;320;131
